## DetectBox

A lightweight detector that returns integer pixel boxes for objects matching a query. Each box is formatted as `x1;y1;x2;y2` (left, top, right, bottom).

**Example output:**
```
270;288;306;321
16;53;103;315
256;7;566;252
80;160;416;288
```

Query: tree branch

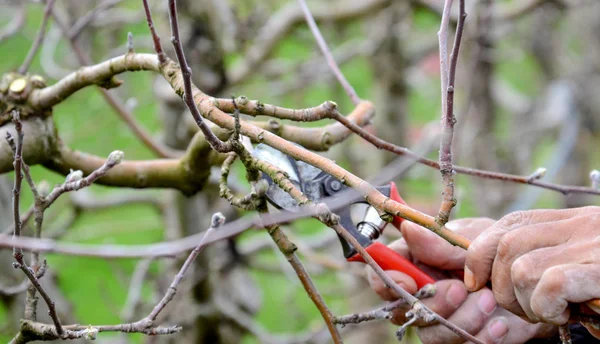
24;53;600;196
18;0;56;74
436;0;466;224
48;11;178;158
297;0;360;105
0;3;26;43
166;0;232;153
141;0;166;65
228;0;388;85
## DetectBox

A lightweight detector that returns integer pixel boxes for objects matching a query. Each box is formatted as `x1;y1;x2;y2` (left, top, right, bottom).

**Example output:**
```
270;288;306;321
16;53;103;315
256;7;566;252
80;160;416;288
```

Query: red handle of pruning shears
348;242;436;289
347;182;436;290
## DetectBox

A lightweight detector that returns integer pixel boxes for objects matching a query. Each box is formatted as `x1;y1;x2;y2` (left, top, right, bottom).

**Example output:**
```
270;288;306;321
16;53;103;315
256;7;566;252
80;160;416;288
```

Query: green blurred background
1;1;599;343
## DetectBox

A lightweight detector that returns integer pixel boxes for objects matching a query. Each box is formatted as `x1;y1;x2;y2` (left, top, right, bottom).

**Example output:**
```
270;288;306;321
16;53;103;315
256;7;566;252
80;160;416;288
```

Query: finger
581;323;600;340
465;208;586;292
401;219;493;270
366;267;418;301
417;289;497;344
473;309;556;344
401;221;467;270
489;218;575;317
510;238;597;321
531;264;600;325
473;316;509;344
387;238;412;261
390;280;468;326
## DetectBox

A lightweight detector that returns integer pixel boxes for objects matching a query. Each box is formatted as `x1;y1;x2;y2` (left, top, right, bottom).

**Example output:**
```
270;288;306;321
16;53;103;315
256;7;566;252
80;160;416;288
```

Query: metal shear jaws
253;144;435;289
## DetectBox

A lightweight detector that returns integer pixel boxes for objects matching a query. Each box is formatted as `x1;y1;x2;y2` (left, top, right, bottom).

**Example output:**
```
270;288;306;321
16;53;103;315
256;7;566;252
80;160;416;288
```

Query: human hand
464;207;600;337
367;218;555;343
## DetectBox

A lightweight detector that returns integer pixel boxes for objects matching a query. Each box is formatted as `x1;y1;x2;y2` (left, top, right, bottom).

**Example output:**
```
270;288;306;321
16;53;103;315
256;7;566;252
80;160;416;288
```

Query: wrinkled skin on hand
367;218;556;344
464;206;600;338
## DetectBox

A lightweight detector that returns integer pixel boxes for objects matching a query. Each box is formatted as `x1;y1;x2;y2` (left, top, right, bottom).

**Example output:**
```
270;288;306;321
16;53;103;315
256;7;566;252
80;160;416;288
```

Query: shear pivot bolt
330;180;342;191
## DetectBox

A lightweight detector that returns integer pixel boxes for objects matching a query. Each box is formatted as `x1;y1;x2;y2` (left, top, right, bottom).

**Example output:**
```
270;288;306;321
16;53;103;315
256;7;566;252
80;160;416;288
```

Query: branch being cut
436;0;466;225
253;155;481;343
221;151;343;342
23;52;600;196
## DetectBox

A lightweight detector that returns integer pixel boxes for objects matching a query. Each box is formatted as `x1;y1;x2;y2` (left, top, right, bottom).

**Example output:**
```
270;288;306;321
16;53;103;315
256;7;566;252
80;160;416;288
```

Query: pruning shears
253;144;435;289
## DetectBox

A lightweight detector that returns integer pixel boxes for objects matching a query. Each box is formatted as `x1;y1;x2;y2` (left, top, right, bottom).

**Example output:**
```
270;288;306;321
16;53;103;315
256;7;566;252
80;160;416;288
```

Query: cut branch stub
1;73;51;125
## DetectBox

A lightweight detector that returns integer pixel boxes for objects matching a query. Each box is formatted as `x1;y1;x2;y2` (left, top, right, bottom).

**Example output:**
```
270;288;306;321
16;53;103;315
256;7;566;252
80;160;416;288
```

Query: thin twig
8;111;24;256
0;3;26;43
121;258;154;322
18;0;56;74
436;0;466;225
142;0;166;65
12;319;180;342
21;163;39;200
146;213;224;322
334;285;437;325
334;307;393;325
13;253;64;336
67;0;123;40
166;0;232;153
234;153;343;343
297;0;360;105
263;221;343;343
45;151;124;206
0;151;484;258
23;51;600;196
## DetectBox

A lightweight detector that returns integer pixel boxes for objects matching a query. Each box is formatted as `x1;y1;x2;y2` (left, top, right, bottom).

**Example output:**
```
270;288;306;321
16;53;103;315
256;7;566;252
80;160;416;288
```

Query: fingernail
488;317;509;343
587;301;600;315
478;290;497;316
446;283;467;308
464;266;475;290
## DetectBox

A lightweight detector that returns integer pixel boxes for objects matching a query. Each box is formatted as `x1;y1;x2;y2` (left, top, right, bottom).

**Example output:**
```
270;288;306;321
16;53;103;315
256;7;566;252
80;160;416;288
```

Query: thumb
401;221;467;270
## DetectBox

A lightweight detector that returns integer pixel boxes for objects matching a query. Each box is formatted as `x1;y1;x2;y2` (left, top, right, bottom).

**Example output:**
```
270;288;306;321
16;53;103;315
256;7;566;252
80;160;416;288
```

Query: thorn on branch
527;167;547;182
127;32;134;53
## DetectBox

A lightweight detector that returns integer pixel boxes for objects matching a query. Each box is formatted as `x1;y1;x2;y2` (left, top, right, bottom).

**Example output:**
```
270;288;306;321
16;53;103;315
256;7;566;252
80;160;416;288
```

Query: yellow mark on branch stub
9;78;27;93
